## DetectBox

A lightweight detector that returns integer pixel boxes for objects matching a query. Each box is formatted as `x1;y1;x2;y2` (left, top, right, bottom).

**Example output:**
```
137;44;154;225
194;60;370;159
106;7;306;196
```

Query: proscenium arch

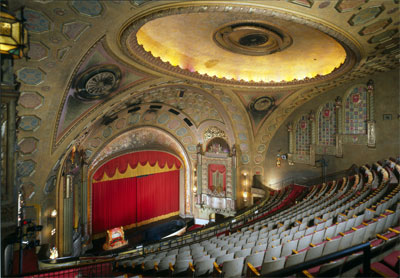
87;126;194;237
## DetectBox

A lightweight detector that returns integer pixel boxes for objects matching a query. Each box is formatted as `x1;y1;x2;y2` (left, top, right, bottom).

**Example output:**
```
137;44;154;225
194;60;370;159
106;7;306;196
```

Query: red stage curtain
93;151;181;181
92;170;180;234
92;177;137;234
137;170;180;223
208;164;226;191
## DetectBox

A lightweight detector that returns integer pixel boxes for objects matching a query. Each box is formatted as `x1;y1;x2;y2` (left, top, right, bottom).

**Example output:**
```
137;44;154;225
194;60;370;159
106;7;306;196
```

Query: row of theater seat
114;159;400;277
366;250;400;277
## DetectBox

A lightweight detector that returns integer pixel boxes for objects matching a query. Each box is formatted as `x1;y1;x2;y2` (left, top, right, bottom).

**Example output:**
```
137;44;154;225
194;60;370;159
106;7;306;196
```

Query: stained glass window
295;115;311;155
344;86;368;135
318;102;336;145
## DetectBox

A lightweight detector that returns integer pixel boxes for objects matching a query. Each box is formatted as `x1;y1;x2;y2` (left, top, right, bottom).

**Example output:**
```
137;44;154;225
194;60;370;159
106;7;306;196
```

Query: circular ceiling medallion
74;65;121;101
121;4;360;87
251;96;275;113
213;22;292;56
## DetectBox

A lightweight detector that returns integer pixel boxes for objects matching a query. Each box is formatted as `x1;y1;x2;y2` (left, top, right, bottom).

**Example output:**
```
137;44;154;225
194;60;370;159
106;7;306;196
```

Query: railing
12;258;114;277
269;164;357;188
265;242;371;277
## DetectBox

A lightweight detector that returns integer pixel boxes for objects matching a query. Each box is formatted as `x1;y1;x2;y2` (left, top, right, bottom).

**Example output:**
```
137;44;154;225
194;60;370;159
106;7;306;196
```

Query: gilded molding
119;3;361;88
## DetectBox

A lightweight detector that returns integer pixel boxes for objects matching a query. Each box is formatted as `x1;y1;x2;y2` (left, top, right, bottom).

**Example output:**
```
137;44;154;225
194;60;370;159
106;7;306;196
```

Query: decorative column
1;58;20;234
288;123;294;153
63;173;73;256
309;110;316;165
231;144;237;201
335;96;343;157
287;122;294;165
367;80;376;148
80;159;90;252
196;143;202;203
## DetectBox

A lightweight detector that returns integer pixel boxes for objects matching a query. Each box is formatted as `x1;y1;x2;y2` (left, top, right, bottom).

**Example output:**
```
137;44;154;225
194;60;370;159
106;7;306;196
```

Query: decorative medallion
250;96;275;113
203;126;227;142
213;22;292;56
74;65;121;101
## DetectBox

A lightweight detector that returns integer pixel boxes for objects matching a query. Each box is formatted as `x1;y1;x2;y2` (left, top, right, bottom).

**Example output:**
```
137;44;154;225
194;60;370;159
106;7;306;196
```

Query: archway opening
91;151;182;235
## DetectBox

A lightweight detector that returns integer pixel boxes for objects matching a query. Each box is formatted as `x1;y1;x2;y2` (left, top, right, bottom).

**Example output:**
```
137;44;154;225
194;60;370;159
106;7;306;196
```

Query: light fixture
193;185;197;194
49;247;58;260
0;0;29;59
51;228;56;236
243;172;248;187
50;209;57;218
243;191;248;201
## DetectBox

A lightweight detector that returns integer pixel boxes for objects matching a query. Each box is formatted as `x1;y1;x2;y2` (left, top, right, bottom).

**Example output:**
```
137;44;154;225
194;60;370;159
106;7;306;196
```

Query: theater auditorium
1;0;399;277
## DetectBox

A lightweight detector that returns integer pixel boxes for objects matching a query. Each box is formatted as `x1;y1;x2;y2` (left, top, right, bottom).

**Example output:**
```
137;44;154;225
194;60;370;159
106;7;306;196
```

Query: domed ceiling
9;0;399;216
121;4;357;86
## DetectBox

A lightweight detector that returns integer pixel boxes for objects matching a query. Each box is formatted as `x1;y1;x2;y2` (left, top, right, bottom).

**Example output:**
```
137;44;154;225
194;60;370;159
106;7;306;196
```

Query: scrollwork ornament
203;126;227;142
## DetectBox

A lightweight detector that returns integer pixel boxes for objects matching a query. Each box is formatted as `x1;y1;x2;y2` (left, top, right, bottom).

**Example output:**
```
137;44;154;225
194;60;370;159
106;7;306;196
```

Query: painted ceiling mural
11;0;399;212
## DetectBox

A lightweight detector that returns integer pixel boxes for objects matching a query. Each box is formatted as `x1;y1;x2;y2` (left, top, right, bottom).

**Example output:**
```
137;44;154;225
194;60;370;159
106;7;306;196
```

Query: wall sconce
51;228;56;236
243;172;248;186
193;168;197;195
50;209;57;218
49;246;58;260
276;155;281;168
243;191;248;202
48;209;57;227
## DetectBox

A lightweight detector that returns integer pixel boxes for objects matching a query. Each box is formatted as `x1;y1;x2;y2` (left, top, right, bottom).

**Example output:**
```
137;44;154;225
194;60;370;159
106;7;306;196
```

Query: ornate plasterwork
213;21;293;56
120;3;360;88
52;38;155;152
203;126;227;143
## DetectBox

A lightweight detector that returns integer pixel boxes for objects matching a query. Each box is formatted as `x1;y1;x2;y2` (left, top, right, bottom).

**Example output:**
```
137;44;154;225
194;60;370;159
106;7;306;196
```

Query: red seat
307;265;321;275
370;262;399;277
383;250;400;272
370;238;383;247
